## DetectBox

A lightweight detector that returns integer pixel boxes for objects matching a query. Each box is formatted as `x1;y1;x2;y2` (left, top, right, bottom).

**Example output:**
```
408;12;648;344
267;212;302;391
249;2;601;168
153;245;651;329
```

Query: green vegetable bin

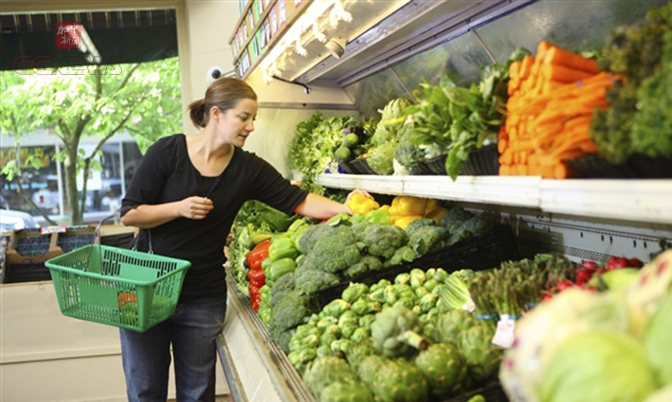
46;244;191;332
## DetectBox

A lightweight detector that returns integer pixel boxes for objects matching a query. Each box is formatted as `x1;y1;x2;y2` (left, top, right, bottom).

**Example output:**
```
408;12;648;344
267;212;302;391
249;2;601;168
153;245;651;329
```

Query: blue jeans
120;296;227;402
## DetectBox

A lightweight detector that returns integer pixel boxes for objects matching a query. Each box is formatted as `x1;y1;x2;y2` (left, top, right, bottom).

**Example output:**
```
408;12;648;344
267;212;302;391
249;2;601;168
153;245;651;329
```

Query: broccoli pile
352;223;408;260
268;289;318;353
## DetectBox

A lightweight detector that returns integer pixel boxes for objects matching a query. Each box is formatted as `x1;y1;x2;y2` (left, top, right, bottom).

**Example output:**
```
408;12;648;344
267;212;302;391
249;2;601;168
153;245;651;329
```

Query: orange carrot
498;139;509;154
536;40;552;60
543;45;600;74
540;64;596;83
520;55;534;79
500;149;513;165
509;60;521;80
553;162;579;179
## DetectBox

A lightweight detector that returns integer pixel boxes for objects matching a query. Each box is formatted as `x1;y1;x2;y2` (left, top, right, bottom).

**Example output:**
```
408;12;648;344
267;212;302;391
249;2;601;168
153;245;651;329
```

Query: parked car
0;210;41;232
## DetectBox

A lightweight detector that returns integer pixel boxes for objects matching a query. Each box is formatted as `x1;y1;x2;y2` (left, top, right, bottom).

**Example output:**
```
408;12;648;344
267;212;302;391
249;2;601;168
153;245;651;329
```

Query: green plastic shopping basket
45;212;191;333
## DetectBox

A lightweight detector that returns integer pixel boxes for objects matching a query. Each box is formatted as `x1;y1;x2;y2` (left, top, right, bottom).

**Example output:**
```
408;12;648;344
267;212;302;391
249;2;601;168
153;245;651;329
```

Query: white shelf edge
316;174;672;224
539;179;672;225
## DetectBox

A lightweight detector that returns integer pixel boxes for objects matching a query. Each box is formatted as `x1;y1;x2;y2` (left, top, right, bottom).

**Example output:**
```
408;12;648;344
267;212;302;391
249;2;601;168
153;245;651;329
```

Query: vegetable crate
45;245;191;332
315;223;521;308
2;226;95;284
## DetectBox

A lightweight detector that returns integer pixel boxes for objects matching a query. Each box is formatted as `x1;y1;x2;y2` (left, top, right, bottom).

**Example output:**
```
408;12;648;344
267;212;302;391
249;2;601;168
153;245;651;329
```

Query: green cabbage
365;141;397;175
645;292;672;386
539;330;657;402
644;383;672;402
499;288;631;402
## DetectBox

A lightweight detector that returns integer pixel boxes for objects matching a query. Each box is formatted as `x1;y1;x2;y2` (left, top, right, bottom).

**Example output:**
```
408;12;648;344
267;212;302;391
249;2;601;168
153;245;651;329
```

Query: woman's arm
121;196;214;229
293;193;351;220
293;190;374;220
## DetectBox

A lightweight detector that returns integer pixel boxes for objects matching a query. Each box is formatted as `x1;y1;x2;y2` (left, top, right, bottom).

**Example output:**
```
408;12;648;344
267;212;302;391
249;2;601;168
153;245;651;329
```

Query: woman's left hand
346;188;373;202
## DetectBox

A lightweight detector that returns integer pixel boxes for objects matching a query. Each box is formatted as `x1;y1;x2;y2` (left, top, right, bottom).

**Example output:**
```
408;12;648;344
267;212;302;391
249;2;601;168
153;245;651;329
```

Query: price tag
41;225;67;234
461;299;476;313
492;314;516;348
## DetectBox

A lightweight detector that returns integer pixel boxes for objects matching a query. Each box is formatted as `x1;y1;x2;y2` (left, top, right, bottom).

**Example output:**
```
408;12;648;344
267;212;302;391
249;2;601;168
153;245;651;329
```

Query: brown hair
188;77;258;128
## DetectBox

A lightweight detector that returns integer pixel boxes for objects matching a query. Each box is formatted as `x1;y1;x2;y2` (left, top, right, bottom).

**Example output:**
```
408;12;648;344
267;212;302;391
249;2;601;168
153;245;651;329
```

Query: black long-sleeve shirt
122;134;307;301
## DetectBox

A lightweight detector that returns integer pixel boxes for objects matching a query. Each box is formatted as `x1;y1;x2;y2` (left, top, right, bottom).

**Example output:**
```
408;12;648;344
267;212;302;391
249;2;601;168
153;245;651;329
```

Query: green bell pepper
268;257;297;281
349;213;366;223
259;284;271;300
258;306;271;325
268;237;299;261
261;257;274;275
365;208;391;225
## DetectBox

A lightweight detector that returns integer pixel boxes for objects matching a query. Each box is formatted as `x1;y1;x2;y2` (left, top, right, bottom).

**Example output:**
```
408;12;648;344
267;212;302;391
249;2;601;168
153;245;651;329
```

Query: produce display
282;3;671;181
500;250;672;402
590;4;672;164
222;3;672;401
227;189;669;401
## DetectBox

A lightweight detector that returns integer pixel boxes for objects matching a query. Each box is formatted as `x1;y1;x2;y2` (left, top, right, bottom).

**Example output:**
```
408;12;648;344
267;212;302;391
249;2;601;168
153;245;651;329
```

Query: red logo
55;22;82;50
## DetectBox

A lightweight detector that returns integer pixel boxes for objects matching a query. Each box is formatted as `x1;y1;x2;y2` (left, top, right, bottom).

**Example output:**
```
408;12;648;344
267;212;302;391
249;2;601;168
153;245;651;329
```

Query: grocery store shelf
316;174;672;224
539;179;672;225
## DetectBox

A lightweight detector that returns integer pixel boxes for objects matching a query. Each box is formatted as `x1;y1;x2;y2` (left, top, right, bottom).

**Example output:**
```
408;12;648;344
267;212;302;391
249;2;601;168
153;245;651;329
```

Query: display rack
316;174;672;225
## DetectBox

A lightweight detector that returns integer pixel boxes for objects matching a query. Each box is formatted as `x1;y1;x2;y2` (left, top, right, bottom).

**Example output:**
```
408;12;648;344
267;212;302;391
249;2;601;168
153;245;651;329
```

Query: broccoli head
387;245;418;267
343;255;384;279
460;216;494;236
354;223;409;260
446;216;494;246
295;257;341;294
270;326;296;354
408;225;450;256
269;289;317;334
302;225;361;273
405;218;437;237
271;272;296;307
440;207;474;233
298;224;331;254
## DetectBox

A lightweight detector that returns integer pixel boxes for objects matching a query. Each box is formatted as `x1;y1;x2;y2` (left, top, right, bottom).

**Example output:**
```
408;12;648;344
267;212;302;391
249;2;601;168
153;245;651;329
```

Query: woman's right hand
180;196;214;220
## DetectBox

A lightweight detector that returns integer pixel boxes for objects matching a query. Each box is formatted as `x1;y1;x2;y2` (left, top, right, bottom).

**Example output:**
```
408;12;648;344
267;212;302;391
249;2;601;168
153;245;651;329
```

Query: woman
120;77;364;401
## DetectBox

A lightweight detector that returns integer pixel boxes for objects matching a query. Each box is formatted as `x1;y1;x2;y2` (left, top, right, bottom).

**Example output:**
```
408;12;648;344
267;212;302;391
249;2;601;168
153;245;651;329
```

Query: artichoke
371;305;428;358
344;338;377;373
302;356;358;398
319;381;374;402
371;358;430;402
414;343;470;397
460;321;503;385
357;354;386;387
436;309;478;347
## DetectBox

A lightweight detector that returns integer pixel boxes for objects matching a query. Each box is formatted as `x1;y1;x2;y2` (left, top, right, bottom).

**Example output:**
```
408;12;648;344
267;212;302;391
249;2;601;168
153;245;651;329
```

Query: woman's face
214;98;258;147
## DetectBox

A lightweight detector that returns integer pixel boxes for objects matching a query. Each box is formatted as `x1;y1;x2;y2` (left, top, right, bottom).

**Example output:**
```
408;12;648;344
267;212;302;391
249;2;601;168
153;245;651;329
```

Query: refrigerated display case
216;0;672;400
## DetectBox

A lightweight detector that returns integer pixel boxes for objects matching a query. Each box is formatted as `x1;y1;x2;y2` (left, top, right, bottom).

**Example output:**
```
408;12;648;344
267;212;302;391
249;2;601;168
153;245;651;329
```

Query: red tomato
575;268;593;286
555;280;575;292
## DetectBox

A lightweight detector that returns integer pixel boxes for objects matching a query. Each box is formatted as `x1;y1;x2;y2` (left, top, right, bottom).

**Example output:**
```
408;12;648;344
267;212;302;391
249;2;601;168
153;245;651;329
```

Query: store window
0;145;58;215
0;140;144;221
2;8;180;225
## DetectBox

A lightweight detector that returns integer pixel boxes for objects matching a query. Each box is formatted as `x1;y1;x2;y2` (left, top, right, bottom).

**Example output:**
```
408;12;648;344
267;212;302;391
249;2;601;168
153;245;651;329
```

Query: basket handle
84;206;154;272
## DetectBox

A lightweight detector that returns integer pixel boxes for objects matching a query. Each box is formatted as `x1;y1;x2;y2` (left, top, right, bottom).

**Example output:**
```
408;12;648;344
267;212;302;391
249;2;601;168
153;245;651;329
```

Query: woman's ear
210;106;220;122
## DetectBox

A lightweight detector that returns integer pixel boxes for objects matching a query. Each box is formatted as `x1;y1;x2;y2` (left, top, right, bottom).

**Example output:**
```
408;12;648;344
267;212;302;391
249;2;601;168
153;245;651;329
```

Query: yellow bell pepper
424;206;448;225
424;199;440;215
395;196;427;216
394;215;423;230
346;193;380;215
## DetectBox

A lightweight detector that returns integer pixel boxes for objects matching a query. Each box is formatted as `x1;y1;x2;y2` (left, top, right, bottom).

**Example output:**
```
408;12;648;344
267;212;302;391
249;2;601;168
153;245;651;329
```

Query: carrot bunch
499;41;620;179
